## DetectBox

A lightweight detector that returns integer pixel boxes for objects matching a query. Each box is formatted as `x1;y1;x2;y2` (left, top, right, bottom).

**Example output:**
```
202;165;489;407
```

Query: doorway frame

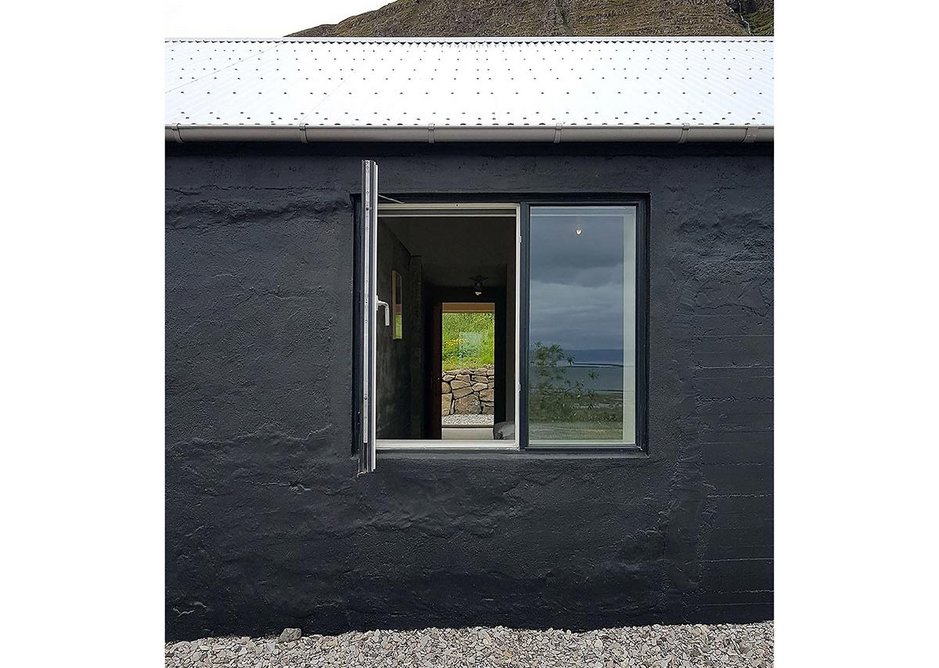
374;203;521;451
432;292;506;440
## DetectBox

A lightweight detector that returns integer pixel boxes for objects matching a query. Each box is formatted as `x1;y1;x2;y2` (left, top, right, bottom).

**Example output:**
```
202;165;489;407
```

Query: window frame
353;193;649;460
519;198;649;454
372;202;521;453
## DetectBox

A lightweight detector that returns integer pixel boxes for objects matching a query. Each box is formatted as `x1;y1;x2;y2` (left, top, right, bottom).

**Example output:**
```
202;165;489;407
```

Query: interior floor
441;427;494;441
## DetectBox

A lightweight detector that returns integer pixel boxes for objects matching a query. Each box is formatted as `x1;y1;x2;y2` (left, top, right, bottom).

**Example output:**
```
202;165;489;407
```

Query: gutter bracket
428;124;435;144
678;124;690;144
553;124;562;144
171;124;183;144
299;124;308;144
743;126;759;143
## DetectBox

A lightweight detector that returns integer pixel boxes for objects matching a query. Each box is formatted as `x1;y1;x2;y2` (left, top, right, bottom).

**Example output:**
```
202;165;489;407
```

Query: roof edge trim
165;36;774;44
165;125;774;144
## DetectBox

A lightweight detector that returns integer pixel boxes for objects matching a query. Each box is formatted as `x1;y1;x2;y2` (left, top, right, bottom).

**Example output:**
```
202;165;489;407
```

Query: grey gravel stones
165;621;773;667
442;414;494;426
277;628;301;643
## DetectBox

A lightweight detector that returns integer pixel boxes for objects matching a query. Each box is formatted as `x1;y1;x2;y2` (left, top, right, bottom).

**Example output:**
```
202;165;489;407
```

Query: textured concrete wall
165;142;773;640
375;223;420;439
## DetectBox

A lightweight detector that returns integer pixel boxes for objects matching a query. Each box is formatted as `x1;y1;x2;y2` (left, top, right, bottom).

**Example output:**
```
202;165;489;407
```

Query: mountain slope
288;0;773;39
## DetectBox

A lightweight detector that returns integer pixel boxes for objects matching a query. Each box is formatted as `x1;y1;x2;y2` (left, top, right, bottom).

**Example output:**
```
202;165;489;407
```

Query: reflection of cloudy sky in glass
529;207;636;362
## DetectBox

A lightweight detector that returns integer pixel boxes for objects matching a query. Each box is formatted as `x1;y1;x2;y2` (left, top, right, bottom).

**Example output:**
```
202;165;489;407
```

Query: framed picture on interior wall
392;270;403;340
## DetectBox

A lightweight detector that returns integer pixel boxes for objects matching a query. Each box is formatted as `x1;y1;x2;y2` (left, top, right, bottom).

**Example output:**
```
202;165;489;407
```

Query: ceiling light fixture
470;275;486;297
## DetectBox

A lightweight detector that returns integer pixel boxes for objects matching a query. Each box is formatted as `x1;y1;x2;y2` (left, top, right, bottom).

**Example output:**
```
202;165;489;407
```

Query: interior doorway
373;204;518;447
440;302;495;440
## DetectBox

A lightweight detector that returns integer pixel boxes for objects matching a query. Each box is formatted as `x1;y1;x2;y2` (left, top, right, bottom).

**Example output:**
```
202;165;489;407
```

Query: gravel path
165;622;773;667
442;414;494;426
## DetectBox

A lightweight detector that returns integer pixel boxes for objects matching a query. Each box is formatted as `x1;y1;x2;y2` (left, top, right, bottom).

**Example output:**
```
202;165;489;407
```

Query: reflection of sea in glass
527;206;637;445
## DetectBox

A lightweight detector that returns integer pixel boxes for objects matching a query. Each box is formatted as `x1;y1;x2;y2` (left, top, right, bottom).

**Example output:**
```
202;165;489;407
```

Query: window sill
373;441;648;460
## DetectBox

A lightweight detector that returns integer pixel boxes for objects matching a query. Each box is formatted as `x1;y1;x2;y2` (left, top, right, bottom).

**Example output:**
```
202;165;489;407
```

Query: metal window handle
376;299;390;327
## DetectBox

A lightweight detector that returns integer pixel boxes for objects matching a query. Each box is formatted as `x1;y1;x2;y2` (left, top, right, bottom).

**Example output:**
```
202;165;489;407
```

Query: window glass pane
527;206;636;445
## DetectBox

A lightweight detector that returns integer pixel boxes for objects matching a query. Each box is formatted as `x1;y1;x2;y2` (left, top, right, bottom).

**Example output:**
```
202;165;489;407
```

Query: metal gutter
165;125;773;143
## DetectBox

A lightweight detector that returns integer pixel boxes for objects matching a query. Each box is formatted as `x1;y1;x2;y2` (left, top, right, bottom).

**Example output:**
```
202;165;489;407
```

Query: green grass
745;10;774;36
442;312;494;371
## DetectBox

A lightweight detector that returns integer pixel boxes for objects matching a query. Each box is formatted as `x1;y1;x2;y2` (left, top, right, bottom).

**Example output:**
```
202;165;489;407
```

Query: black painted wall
165;142;773;640
375;223;423;439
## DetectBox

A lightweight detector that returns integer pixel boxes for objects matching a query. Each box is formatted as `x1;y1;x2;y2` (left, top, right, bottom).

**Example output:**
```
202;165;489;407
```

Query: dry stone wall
441;366;495;416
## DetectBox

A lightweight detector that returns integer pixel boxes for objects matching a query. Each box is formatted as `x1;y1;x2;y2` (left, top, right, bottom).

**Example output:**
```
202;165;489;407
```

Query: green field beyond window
442;311;495;372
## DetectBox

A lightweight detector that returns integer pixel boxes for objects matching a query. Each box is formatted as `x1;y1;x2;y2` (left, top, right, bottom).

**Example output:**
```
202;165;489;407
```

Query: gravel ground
441;414;494;426
165;622;773;667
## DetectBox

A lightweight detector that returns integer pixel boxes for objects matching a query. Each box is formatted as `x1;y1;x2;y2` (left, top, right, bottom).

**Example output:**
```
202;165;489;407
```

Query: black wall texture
375;223;423;439
165;142;773;640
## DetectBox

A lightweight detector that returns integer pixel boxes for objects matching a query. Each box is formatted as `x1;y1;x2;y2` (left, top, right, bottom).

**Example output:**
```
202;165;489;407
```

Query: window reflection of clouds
529;208;635;355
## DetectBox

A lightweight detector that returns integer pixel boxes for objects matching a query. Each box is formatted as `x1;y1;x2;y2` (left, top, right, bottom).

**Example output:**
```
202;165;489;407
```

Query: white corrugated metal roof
165;37;773;142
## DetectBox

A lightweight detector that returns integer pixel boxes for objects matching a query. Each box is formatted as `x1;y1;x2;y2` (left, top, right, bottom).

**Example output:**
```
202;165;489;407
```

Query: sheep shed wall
165;141;773;640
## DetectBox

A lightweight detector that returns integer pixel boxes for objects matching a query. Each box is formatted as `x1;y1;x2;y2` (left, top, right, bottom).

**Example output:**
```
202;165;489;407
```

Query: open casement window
358;160;382;474
356;160;646;474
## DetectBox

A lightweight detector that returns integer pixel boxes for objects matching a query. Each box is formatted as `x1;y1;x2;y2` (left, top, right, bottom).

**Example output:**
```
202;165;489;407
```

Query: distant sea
529;347;633;393
557;364;633;394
